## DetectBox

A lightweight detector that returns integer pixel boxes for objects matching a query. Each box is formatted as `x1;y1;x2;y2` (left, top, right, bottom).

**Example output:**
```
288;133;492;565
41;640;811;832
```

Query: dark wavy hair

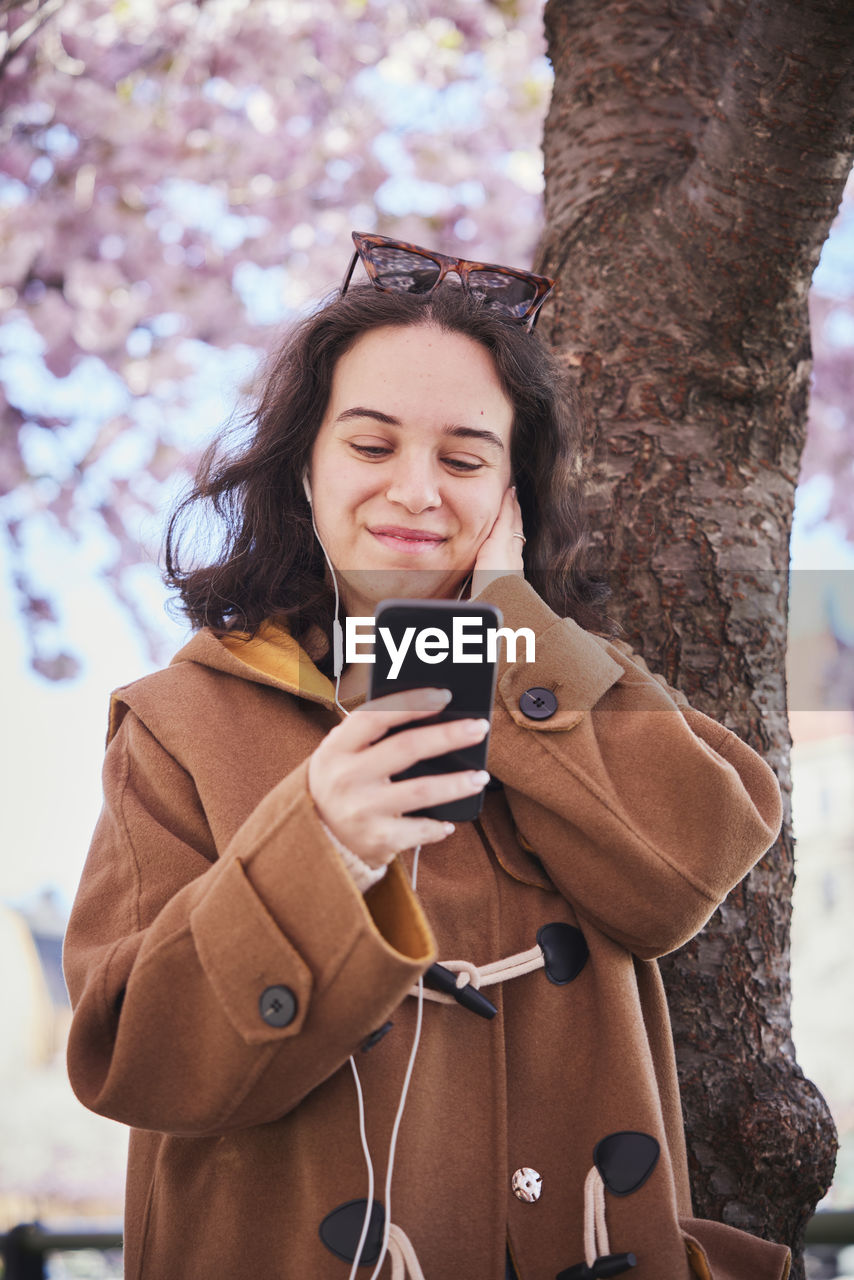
164;282;608;664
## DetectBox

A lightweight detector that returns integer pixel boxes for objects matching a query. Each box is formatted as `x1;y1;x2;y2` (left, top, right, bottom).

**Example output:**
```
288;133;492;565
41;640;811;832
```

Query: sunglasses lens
466;269;539;319
367;246;442;295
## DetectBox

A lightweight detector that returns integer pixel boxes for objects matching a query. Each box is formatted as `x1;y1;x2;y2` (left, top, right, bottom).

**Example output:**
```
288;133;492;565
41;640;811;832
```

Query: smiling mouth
368;527;448;552
369;526;448;548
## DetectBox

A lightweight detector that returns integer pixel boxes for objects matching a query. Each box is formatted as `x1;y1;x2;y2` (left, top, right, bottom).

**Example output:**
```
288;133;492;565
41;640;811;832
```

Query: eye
443;457;484;473
350;443;392;458
349;443;483;472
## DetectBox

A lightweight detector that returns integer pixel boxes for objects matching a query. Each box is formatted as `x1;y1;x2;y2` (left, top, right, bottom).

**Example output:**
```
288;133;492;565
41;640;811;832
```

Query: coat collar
170;622;338;707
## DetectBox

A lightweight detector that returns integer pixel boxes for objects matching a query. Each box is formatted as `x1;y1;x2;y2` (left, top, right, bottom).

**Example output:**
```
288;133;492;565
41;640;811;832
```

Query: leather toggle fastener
556;1253;637;1279
423;962;497;1019
361;1021;394;1052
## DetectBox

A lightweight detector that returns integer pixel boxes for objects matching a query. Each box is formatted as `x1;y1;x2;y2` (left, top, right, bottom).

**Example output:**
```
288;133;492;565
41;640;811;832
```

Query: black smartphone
366;598;502;822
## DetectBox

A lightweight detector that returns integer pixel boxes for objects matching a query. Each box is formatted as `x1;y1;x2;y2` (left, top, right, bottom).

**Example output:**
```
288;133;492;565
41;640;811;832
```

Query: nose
384;455;442;514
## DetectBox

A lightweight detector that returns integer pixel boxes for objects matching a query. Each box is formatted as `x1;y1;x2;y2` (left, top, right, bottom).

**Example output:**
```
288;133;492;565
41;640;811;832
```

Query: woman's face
308;323;514;615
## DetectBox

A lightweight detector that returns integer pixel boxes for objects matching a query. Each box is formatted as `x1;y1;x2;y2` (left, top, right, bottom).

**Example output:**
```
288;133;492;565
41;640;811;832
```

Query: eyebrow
335;406;506;452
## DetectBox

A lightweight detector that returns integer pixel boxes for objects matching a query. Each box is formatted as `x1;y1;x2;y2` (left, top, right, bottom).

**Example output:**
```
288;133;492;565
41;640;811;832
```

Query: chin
338;566;469;607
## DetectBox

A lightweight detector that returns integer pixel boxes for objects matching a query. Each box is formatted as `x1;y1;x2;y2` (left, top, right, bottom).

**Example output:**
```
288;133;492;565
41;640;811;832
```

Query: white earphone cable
347;1054;376;1280
308;498;378;1280
308;492;427;1279
365;844;422;1280
367;964;424;1280
307;498;345;686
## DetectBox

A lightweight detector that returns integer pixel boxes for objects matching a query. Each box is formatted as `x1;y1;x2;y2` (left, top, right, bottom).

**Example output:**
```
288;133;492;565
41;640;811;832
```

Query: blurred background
1;2;852;1276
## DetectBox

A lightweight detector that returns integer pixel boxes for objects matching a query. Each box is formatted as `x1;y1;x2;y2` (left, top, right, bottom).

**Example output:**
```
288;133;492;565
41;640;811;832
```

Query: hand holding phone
307;687;492;868
367;599;502;822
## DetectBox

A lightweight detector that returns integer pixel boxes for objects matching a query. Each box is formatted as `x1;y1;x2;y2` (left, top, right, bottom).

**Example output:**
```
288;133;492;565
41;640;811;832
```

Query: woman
63;235;792;1280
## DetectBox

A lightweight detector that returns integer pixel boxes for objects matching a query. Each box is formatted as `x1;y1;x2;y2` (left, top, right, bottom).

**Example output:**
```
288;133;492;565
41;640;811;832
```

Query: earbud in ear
302;471;312;504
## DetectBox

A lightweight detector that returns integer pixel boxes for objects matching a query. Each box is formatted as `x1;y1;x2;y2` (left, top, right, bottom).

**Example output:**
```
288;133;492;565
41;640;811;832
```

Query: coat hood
107;622;336;747
181;621;335;703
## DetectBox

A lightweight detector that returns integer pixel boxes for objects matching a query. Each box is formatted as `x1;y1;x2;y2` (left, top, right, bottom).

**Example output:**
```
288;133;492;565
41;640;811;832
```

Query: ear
302;471;312;504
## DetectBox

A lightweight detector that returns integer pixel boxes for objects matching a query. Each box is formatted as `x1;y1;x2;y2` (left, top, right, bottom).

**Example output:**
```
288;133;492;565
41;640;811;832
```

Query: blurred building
0;893;66;1077
790;711;854;1207
789;576;854;1210
0;892;125;1229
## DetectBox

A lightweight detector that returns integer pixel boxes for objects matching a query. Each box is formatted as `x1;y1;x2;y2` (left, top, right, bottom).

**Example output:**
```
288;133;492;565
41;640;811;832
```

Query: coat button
519;687;558;720
511;1167;542;1202
259;985;297;1028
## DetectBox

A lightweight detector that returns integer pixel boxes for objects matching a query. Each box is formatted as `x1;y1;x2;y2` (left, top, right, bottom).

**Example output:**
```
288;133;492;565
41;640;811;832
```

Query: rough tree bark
537;1;854;1275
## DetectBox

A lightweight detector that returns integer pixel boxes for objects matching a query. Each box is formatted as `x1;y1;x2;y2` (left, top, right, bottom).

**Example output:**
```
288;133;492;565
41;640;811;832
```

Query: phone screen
366;599;502;822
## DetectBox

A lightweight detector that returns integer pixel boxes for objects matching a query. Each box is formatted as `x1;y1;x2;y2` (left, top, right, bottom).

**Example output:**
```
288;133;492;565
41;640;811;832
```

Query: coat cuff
190;759;434;1044
190;858;314;1045
680;1217;792;1280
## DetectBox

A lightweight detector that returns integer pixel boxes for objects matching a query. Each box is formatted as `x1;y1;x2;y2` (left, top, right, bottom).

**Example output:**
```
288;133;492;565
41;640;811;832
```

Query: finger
366;686;454;716
478;483;517;555
499;486;522;537
340;807;457;864
495;485;515;528
364;716;489;780
510;485;523;527
385;767;491;818
339;687;453;748
507;487;524;532
379;814;458;854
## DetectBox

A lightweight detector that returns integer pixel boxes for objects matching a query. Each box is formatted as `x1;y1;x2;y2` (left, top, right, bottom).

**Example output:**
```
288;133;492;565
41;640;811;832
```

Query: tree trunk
538;1;854;1274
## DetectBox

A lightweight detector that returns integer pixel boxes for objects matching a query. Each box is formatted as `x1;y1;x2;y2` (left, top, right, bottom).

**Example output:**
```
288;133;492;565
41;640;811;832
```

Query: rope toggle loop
408;944;546;1019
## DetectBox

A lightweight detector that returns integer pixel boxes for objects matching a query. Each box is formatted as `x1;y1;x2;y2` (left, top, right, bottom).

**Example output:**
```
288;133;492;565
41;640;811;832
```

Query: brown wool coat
63;576;792;1280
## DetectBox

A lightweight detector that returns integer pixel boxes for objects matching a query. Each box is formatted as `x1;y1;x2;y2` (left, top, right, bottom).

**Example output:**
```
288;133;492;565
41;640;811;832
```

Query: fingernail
469;770;490;786
424;688;452;705
443;823;455;835
463;718;490;737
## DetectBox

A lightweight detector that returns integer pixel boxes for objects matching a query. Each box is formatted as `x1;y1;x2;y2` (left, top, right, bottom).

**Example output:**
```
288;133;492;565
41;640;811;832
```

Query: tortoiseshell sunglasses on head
340;231;556;332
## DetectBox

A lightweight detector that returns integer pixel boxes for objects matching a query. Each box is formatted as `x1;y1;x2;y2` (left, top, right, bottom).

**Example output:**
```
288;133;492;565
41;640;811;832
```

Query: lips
369;525;447;543
368;525;448;554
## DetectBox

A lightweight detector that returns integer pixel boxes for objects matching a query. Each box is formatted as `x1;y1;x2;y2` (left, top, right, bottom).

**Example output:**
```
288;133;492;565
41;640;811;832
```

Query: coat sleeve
477;575;783;960
63;707;435;1137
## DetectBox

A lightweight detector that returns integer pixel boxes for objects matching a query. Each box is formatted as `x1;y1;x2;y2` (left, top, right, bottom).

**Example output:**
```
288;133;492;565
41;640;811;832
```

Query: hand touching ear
471;486;525;599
